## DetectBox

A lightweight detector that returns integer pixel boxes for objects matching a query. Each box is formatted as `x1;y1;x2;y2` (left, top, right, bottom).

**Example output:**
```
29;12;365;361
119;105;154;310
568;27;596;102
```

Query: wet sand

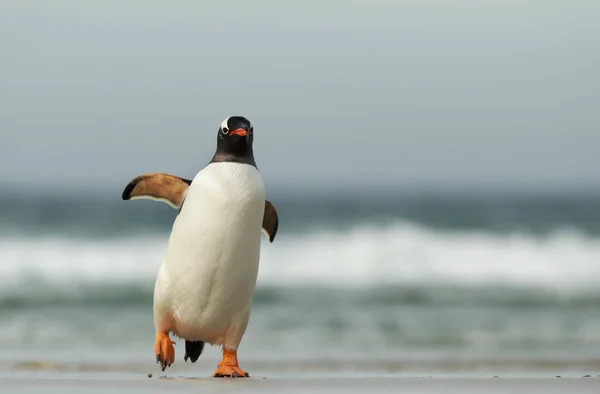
1;374;599;394
2;358;600;394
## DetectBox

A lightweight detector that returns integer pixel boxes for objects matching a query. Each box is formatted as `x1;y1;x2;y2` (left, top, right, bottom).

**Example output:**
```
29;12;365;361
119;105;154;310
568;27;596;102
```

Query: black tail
184;340;205;363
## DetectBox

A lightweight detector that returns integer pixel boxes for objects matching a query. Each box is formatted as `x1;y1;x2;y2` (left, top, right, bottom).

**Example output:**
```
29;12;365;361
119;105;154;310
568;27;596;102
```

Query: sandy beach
2;358;599;393
1;374;599;394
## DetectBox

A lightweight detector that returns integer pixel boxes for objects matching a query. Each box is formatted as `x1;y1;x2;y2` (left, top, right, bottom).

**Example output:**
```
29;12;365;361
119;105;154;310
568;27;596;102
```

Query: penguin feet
213;365;250;378
154;332;175;371
212;348;250;378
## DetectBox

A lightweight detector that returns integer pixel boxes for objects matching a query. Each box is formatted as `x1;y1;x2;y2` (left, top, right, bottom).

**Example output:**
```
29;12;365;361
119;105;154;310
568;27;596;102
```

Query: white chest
167;162;266;265
157;163;266;338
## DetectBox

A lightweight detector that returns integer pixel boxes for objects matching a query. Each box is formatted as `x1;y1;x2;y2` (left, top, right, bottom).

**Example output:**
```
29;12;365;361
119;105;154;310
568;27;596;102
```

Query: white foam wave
259;224;600;291
1;222;599;293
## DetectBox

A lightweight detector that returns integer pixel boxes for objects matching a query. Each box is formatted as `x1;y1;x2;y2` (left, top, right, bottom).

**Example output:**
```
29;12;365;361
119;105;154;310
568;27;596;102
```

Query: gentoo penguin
121;116;279;378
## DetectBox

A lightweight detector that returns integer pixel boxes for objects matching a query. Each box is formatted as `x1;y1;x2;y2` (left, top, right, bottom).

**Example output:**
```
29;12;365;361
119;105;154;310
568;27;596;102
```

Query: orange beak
230;128;247;137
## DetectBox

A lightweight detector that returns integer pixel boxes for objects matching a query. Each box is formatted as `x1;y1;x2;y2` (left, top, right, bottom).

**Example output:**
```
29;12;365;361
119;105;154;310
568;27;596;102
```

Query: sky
1;0;599;196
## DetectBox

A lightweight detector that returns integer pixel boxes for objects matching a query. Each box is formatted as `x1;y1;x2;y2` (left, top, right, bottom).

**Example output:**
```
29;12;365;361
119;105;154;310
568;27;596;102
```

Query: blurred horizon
2;175;600;200
2;0;600;195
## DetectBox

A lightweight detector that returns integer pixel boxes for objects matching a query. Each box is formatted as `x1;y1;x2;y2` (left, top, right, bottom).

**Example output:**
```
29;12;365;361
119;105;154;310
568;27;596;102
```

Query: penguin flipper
121;173;192;209
184;340;205;363
262;200;279;243
122;172;279;242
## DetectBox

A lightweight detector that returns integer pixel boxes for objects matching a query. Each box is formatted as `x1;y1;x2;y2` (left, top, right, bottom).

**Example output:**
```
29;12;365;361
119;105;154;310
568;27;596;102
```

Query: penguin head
216;116;254;155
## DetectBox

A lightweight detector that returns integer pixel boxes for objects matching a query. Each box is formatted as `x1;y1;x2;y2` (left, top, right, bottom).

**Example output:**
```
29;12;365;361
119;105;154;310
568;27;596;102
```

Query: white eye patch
220;117;230;131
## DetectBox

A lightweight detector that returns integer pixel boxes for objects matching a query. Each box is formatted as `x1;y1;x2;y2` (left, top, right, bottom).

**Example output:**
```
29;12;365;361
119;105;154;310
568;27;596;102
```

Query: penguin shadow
148;361;267;381
152;373;267;381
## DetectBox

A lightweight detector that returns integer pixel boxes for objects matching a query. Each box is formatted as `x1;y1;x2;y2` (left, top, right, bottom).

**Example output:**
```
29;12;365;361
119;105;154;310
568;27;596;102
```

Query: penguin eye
221;127;229;135
249;127;254;135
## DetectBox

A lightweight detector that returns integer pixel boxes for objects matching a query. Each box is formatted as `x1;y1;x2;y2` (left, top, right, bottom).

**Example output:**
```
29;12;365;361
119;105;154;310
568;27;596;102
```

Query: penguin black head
211;116;257;166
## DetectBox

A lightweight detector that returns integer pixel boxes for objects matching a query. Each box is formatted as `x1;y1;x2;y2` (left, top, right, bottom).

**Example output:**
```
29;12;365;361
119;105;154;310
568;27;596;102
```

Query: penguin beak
230;128;247;137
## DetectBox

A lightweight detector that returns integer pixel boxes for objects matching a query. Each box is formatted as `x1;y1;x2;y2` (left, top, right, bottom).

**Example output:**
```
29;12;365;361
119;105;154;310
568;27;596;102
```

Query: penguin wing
121;172;192;209
122;172;280;242
262;200;279;243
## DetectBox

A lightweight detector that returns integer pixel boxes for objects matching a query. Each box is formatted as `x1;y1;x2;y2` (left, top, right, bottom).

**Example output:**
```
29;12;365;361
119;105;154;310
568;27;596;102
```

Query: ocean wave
1;221;599;308
2;283;599;310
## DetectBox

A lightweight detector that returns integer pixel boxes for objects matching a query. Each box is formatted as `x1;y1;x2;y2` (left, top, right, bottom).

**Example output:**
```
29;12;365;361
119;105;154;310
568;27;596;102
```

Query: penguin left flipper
122;172;191;209
122;172;279;242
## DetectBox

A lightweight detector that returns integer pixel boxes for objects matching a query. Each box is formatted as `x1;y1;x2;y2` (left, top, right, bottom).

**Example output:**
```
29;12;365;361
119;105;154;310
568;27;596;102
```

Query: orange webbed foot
212;348;250;378
155;332;175;371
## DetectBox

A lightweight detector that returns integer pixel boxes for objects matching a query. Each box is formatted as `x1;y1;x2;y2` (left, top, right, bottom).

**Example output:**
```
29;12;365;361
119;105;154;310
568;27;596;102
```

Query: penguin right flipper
184;340;205;363
262;200;279;243
121;173;192;209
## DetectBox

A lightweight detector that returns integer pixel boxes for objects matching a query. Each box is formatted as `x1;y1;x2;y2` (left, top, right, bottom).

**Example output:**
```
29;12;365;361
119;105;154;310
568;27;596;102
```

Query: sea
1;187;599;376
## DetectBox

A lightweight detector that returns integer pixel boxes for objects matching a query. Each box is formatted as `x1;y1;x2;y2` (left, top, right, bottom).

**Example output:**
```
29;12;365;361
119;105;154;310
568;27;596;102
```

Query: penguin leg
154;332;175;371
212;348;250;378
